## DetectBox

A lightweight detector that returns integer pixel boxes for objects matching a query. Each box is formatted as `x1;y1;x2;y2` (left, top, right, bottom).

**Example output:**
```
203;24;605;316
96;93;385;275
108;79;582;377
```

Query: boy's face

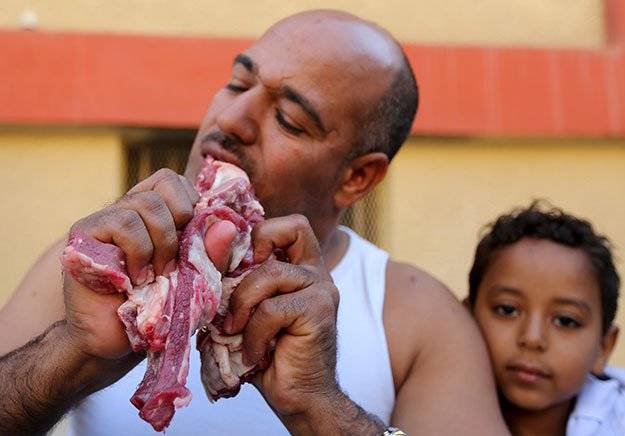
472;238;616;411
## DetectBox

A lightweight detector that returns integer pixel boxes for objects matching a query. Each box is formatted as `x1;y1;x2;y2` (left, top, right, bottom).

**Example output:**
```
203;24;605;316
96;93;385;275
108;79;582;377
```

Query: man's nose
216;88;262;146
517;313;547;352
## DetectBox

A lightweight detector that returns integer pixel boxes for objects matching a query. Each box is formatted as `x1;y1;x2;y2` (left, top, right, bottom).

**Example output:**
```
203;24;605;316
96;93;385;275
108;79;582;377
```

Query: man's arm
0;240;66;355
385;262;509;435
0;320;140;435
279;389;385;435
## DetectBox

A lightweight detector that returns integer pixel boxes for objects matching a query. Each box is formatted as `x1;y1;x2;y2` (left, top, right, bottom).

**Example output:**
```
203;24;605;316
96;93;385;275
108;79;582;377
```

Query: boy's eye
493;304;519;317
553;316;581;329
275;109;305;135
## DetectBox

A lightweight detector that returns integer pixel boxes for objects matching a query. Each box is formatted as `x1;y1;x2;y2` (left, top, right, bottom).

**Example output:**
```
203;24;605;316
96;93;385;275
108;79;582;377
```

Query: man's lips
506;362;552;384
200;141;241;167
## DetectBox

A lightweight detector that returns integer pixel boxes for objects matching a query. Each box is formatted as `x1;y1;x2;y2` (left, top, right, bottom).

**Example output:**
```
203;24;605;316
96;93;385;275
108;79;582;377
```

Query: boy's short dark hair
468;201;620;334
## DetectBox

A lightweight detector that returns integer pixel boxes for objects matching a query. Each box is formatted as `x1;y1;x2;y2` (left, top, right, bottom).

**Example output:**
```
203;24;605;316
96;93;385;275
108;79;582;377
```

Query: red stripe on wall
0;0;623;136
410;45;625;136
0;32;250;127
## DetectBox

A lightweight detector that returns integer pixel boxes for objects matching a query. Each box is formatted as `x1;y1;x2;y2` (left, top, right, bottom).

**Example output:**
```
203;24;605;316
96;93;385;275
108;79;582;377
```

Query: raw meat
61;157;264;431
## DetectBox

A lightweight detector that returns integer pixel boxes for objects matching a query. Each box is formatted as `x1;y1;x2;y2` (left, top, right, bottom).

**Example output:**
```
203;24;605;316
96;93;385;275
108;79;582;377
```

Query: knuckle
71;207;120;234
116;209;142;233
289;214;310;229
256;299;277;319
70;215;91;233
138;191;167;214
154;167;178;181
299;265;318;283
316;285;339;313
257;260;283;281
118;190;140;205
179;174;195;191
173;203;194;224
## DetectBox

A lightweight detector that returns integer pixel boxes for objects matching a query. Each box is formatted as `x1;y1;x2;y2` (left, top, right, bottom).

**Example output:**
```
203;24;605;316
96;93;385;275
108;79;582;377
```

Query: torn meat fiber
61;157;265;431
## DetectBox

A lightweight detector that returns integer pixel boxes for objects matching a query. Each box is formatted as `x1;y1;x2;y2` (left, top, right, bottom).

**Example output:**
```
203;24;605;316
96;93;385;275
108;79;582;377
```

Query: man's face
184;14;394;229
472;238;608;412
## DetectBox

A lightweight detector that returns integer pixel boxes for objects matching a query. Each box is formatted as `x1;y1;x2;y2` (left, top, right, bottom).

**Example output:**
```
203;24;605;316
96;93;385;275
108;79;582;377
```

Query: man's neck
503;397;574;436
320;225;350;272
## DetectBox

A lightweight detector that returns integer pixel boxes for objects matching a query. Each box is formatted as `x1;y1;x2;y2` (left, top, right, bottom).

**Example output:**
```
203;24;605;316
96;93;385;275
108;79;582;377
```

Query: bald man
0;10;508;435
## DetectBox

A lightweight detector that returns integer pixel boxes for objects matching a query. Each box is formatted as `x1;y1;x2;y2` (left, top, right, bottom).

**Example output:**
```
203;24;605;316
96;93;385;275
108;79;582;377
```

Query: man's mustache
201;130;240;152
200;130;253;177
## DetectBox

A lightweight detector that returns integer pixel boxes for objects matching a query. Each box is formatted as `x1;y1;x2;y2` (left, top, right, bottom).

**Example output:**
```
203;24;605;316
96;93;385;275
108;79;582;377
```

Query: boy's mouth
506;362;552;384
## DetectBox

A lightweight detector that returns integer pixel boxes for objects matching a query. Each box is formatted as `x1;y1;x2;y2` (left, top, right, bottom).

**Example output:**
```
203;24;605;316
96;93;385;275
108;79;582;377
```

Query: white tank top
69;227;394;435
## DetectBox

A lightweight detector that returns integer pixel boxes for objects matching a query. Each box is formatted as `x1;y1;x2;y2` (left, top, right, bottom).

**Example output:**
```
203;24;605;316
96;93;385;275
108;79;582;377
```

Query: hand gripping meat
61;157;265;431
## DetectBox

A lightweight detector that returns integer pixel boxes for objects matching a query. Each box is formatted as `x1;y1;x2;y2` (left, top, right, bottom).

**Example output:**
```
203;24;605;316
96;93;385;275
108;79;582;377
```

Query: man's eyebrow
231;55;327;135
233;54;256;73
282;85;327;135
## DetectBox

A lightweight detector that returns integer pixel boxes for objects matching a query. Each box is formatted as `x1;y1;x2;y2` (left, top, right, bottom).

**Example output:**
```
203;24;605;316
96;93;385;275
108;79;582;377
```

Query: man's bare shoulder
384;260;507;433
384;259;485;389
384;259;465;325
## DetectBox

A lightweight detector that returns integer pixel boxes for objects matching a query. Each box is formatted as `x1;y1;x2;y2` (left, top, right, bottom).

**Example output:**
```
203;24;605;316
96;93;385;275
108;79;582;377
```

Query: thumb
204;220;238;273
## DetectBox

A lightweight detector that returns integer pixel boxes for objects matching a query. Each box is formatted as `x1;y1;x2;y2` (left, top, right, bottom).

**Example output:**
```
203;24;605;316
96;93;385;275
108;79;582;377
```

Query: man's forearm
0;320;137;435
280;388;386;436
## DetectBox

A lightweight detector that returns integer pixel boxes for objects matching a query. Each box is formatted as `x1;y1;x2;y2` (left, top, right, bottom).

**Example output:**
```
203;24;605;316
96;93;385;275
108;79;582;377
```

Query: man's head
185;10;418;242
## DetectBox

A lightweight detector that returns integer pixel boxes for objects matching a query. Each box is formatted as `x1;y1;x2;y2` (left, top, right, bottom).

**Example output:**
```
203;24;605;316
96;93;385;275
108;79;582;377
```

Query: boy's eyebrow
489;286;593;315
488;286;522;296
552;297;592;315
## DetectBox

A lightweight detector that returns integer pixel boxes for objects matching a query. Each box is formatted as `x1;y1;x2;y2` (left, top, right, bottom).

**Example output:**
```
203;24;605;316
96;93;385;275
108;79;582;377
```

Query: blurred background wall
1;0;624;369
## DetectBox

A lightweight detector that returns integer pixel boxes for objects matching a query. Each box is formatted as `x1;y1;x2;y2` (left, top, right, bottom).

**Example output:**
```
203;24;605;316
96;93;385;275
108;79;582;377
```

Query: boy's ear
334;152;388;209
592;324;619;375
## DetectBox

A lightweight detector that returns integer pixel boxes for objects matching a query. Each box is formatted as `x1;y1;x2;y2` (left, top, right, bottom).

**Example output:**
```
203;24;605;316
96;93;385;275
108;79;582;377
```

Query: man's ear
462;296;471;311
592;324;619;376
334;152;388;209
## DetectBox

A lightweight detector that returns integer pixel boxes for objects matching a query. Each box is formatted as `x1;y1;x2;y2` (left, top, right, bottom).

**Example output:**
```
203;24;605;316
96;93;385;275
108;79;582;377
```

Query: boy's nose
517;314;547;352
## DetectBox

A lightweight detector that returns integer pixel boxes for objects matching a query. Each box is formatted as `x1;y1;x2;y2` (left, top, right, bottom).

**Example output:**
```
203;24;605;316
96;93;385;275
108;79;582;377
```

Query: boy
467;202;625;435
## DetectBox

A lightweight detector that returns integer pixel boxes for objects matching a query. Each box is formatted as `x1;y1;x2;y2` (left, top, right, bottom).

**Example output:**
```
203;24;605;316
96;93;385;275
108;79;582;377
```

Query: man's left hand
221;215;341;416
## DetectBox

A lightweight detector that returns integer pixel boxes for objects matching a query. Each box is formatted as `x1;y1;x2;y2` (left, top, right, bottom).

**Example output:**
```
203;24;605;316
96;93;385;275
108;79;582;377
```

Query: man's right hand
63;169;199;360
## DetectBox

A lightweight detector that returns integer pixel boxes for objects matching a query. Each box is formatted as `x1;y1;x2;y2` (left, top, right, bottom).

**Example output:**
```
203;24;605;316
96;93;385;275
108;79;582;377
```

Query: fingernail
163;259;177;276
223;313;233;333
136;266;152;286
